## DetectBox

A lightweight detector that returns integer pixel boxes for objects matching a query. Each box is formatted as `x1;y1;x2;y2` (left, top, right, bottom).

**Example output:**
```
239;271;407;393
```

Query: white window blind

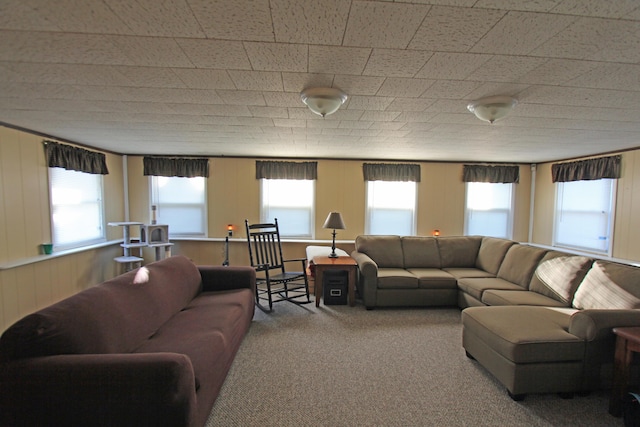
261;179;314;238
49;168;105;249
150;176;207;236
554;179;615;254
366;180;417;235
465;182;514;239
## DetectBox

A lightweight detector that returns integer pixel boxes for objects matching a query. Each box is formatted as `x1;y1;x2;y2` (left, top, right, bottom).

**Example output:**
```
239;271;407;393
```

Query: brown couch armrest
198;265;256;293
0;352;197;427
569;309;640;341
351;251;378;308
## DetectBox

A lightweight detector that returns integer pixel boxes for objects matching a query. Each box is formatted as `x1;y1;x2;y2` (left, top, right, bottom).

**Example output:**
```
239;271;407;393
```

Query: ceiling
1;0;640;163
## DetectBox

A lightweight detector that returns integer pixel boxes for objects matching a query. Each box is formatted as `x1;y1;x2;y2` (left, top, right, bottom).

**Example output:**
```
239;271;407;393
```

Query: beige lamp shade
323;212;346;230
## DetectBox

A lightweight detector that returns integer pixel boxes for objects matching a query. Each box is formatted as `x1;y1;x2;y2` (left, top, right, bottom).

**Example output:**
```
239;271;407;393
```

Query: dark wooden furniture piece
610;326;640;417
313;256;357;307
245;219;311;312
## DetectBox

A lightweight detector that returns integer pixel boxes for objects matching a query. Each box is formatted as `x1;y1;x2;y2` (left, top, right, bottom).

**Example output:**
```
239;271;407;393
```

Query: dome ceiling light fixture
467;95;518;124
300;87;348;117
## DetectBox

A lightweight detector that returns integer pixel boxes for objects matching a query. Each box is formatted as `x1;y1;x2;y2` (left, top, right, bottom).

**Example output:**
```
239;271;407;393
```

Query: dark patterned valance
363;163;421;182
552;155;621;183
463;164;519;184
143;157;209;178
255;161;317;180
43;141;108;175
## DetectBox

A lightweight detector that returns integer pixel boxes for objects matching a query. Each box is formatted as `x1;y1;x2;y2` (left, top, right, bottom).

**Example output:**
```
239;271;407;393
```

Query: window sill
0;240;122;270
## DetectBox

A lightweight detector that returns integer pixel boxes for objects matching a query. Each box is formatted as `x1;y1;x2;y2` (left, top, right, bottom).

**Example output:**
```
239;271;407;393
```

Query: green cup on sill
41;243;53;255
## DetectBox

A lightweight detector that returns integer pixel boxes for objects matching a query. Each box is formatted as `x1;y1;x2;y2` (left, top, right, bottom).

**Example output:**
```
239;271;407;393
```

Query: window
150;176;207;236
366;180;417;235
49;168;105;249
465;182;514;239
261;179;315;238
554;179;615;254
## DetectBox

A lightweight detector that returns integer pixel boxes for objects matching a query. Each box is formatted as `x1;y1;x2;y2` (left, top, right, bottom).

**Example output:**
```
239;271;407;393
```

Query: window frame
48;167;106;250
260;178;315;239
463;181;515;239
365;180;417;236
149;175;208;238
552;178;616;256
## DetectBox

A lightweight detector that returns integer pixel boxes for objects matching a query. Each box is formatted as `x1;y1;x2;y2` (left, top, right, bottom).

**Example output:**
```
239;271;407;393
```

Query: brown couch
351;235;640;400
0;255;255;427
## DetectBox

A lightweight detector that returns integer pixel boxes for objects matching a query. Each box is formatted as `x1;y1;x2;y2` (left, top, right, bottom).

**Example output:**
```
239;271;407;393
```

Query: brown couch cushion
355;235;404;268
476;237;516;275
531;254;592;305
481;290;567;307
406;268;457;289
437;236;482;268
401;236;440;268
496;245;546;288
457;277;524;301
0;256;202;361
573;261;640;310
376;268;419;289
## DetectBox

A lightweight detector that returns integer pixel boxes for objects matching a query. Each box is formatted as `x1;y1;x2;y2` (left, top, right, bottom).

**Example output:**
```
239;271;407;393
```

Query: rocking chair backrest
245;219;286;273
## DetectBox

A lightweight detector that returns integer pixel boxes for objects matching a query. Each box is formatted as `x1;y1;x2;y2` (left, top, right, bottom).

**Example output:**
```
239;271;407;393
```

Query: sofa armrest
569;309;640;341
351;251;378;308
199;265;256;293
0;352;197;427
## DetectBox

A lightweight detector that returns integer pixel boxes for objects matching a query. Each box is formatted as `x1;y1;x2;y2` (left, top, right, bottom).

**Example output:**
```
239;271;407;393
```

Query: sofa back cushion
437;236;482;268
530;252;592;305
401;236;440;268
497;245;546;288
355;235;404;268
573;260;640;309
0;256;201;361
475;237;516;275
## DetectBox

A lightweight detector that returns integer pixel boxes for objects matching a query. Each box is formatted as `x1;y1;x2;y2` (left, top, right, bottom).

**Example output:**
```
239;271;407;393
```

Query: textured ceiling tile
465;82;529;100
516;58;599;85
244;42;307;72
228;71;283;91
115;66;187;88
363;49;433;77
474;0;562;12
188;0;274;41
263;92;301;107
176;39;251;69
167;104;252;116
360;111;402;122
468;56;548;82
332;75;385;96
282;73;334;92
377;77;434;98
415;52;492;79
308;46;371;75
0;0;64;31
471;11;577;55
422;80;481;99
110;36;194;67
0;62;127;86
0;31;134;65
408;6;506;51
519;85;640;109
386;97;436;111
344;2;431;48
171;69;236;90
105;0;205;37
270;0;350;45
564;63;640;90
550;0;640;18
347;95;395;111
248;106;289;118
216;90;266;106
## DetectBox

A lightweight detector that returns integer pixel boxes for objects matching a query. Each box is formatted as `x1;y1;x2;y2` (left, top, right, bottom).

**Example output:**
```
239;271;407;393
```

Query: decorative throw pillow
534;256;591;304
573;262;640;310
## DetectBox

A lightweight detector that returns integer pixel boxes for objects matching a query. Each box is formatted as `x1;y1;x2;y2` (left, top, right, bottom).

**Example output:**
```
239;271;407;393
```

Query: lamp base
328;252;338;258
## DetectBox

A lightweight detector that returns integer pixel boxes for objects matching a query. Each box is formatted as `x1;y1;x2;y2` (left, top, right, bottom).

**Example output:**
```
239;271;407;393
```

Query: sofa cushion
476;237;516;275
457;277;524;301
442;268;495;279
406;268;457;289
532;255;592;305
355;235;404;268
481;290;567;307
437;236;482;268
573;261;640;310
497;245;546;288
0;256;202;361
401;236;440;268
462;306;584;363
377;268;418;289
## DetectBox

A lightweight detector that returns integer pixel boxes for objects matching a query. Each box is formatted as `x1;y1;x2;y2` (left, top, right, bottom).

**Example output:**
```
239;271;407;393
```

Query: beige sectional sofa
351;235;640;400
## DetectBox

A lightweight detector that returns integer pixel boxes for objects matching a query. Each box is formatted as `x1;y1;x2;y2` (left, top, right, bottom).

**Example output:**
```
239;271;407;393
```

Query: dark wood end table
313;256;357;307
610;326;640;417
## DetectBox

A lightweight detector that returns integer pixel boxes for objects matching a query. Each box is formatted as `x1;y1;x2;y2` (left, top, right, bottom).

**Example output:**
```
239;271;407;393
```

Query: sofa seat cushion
462;306;584;363
377;268;418;289
442;267;494;279
406;268;457;289
481;290;568;307
457;277;523;301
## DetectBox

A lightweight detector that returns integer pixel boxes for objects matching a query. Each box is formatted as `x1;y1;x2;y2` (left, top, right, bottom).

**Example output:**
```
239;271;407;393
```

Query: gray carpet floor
206;302;623;426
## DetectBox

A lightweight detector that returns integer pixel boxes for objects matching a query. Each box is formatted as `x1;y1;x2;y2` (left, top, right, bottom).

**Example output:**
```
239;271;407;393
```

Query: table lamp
322;212;346;258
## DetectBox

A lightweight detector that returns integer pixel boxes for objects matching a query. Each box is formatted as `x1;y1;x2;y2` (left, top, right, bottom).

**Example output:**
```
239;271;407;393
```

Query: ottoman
462;305;585;399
